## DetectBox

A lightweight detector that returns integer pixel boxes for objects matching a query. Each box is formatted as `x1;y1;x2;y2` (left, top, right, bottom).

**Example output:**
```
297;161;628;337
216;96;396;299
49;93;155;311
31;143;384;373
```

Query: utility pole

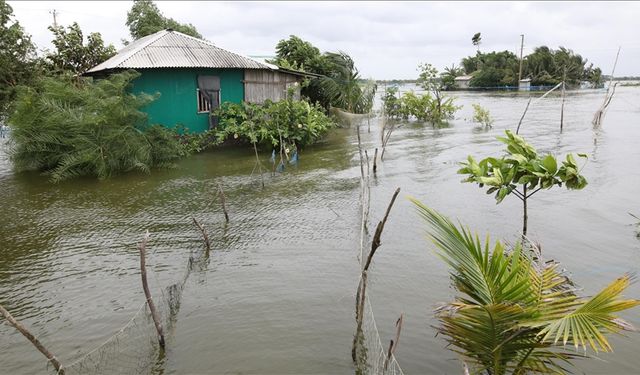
518;34;525;83
50;9;58;28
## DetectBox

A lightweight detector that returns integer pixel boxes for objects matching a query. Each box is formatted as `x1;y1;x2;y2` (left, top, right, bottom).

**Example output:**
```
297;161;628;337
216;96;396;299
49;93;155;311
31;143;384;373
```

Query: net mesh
50;118;403;375
353;119;405;375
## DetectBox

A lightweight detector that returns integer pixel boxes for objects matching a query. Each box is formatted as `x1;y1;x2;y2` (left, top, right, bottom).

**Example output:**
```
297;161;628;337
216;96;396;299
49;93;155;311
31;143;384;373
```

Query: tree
458;130;588;236
270;35;329;74
411;199;640;375
46;22;116;75
441;64;463;91
8;71;183;182
472;32;482;52
126;0;202;40
0;0;39;119
417;63;460;123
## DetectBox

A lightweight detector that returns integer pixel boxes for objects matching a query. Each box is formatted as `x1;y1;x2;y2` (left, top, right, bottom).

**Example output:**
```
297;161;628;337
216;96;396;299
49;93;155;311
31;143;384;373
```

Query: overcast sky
8;1;640;79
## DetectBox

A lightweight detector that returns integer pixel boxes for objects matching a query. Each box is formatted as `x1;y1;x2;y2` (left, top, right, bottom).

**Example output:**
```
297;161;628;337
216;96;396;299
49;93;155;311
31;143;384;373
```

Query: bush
212;98;336;148
8;71;183;182
387;91;459;123
471;104;493;127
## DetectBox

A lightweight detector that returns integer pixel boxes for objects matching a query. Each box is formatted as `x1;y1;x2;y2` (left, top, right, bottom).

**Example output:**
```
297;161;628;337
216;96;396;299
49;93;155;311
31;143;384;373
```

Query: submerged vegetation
8;71;183;182
458;130;588;236
212;98;335;148
471;104;493;128
412;199;640;375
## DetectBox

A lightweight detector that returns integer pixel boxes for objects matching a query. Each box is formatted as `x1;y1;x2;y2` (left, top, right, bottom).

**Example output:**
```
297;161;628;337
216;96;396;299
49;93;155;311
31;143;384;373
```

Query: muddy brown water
1;86;639;374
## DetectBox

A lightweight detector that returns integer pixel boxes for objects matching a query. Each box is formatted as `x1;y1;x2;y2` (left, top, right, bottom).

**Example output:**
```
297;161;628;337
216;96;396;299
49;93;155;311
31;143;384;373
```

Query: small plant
411;199;640;375
416;62;461;124
471;104;493;128
458;130;588;236
381;86;401;118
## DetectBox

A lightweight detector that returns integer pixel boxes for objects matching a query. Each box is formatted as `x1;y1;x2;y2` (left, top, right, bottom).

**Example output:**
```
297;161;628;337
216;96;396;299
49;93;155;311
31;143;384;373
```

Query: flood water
1;86;640;374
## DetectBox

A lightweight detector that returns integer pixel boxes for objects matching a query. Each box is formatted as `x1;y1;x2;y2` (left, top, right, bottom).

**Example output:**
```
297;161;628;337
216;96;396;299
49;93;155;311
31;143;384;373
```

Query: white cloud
8;1;640;79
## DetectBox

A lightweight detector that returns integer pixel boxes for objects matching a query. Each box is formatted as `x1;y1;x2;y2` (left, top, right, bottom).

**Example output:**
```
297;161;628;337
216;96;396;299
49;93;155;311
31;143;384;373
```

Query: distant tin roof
454;75;474;81
87;29;276;73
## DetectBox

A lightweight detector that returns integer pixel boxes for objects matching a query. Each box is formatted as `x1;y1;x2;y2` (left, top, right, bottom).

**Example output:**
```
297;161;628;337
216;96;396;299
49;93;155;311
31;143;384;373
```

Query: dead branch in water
191;217;211;251
380;120;396;161
0;304;64;374
373;148;378;174
515;98;532;135
251;142;265;189
138;231;165;349
363;187;401;272
384;313;404;371
593;46;621;127
217;183;230;223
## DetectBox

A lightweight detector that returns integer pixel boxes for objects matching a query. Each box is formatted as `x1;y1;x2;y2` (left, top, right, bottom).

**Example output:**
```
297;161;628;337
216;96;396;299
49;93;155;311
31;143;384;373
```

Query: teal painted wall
131;68;244;134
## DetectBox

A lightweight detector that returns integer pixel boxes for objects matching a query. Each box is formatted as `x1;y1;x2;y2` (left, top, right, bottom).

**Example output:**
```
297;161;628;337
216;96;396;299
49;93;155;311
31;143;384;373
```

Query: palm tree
411;199;640;375
472;32;482;53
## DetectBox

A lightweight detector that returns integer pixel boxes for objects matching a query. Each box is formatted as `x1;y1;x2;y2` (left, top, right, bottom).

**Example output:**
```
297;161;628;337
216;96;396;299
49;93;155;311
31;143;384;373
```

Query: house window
197;89;211;113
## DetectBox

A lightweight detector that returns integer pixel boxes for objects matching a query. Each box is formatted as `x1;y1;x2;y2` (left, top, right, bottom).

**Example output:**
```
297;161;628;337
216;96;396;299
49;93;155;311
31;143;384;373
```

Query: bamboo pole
218;183;230;223
560;67;566;132
138;231;165;349
515;98;531;135
0;304;64;374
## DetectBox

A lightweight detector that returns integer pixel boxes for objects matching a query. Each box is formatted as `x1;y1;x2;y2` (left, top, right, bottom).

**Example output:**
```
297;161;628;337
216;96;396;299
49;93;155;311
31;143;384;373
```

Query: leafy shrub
8;71;183;182
471;104;493;127
387;91;459;123
212;98;335;148
381;86;401;118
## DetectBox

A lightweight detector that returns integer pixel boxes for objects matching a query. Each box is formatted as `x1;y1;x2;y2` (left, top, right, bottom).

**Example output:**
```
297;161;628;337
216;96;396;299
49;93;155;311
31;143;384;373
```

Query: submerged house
86;29;308;133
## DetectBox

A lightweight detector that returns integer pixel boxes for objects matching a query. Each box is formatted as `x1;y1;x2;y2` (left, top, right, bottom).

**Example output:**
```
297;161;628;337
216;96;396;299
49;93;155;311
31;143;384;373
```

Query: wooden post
384;313;404;371
252;142;265;189
373;148;378;174
138;231;165;349
0;304;64;374
192;217;211;251
218;183;230;223
363;188;401;272
560;67;566;132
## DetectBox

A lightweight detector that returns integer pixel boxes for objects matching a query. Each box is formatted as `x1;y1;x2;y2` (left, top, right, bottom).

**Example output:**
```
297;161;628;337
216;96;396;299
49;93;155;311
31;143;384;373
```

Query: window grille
197;89;211;113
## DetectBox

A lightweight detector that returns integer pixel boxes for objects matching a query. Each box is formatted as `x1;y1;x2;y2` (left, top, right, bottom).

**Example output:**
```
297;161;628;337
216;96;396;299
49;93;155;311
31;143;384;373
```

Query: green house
87;29;305;134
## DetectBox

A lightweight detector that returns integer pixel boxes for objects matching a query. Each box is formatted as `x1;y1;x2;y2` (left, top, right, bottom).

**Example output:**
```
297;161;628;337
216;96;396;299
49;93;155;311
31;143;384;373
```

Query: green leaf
541;154;558;174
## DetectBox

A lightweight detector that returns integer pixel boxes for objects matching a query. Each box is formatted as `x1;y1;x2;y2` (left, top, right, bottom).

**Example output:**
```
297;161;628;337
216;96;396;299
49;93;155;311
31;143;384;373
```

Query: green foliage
46;22;116;75
462;47;602;88
472;32;482;51
211;98;335;148
464;51;520;87
126;0;202;40
0;0;40;119
458;130;588;234
270;35;375;114
441;65;463;91
382;86;401;118
415;63;461;123
459;130;588;203
471;104;493;128
411;199;640;375
7;71;183;182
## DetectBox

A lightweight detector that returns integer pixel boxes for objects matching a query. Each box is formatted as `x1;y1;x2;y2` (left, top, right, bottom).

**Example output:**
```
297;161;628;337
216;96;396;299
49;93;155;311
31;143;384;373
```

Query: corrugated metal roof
87;30;274;73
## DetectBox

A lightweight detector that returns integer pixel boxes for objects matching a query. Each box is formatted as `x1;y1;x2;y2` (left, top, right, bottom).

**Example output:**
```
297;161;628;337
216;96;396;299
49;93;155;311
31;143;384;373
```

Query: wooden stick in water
218;183;230;223
0;304;64;374
363;187;401;272
192;217;211;251
138;231;165;349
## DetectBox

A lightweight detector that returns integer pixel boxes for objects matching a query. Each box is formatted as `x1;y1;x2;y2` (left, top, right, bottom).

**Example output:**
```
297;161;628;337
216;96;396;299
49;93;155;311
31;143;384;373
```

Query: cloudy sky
8;1;640;79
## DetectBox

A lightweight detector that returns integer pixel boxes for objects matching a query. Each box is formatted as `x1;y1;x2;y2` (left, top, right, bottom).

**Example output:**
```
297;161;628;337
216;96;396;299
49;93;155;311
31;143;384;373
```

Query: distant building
454;75;473;89
86;29;312;133
518;78;531;91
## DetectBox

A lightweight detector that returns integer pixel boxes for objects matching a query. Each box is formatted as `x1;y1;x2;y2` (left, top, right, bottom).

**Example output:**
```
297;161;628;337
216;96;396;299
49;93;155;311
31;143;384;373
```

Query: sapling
458;130;588;236
471;104;493;128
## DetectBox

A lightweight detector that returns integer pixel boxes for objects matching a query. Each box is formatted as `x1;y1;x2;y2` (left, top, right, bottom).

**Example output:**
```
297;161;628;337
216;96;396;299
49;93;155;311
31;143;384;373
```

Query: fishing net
55;238;208;375
353;121;405;375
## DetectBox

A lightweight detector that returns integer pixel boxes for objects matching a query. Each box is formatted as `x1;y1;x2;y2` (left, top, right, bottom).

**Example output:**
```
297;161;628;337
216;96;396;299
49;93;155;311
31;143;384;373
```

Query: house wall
131;68;244;134
244;70;301;103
